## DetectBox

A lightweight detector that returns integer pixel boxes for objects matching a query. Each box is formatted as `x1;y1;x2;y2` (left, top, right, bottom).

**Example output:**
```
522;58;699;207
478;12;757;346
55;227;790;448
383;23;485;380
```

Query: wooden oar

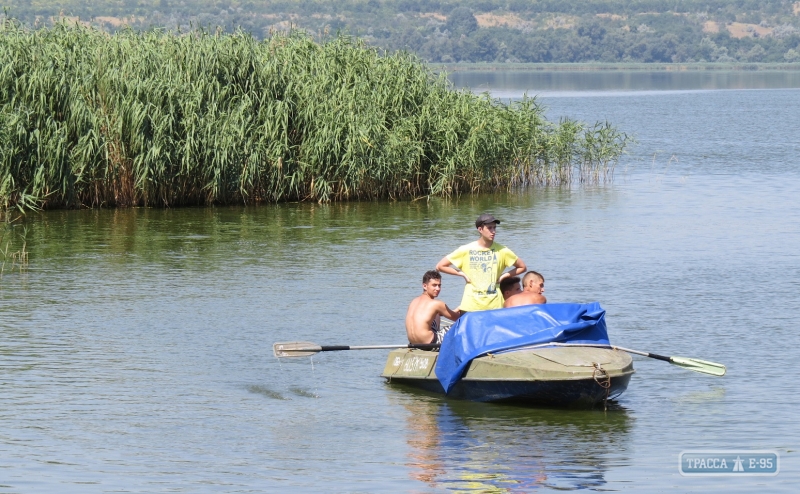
545;343;726;376
613;346;726;376
273;341;439;358
273;341;726;376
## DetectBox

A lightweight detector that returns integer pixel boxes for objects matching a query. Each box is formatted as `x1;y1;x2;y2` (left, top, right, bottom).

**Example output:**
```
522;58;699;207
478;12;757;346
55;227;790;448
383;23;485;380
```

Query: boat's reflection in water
390;385;632;491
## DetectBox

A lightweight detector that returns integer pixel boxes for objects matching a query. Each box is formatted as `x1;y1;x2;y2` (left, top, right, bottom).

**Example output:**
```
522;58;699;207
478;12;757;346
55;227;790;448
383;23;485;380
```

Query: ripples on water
0;75;798;492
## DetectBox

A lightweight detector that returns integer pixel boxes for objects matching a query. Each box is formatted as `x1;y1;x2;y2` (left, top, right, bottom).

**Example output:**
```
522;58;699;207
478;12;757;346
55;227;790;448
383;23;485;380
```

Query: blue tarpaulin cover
435;302;610;394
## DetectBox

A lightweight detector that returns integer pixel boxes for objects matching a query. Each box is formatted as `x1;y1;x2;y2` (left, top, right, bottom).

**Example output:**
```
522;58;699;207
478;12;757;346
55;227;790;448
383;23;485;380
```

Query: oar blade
670;356;726;376
273;341;322;358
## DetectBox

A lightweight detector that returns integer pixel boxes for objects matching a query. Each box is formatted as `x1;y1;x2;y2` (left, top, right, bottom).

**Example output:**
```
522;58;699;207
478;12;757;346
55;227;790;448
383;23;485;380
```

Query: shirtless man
499;276;522;301
504;271;547;308
405;270;461;345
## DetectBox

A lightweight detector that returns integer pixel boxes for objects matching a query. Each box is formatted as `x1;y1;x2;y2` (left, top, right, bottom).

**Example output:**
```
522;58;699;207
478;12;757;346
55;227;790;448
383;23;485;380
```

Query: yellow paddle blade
670;356;726;376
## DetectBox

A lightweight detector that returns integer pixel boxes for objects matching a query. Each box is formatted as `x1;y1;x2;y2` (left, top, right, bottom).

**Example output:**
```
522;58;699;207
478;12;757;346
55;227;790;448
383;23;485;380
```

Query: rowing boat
275;303;722;406
381;345;634;407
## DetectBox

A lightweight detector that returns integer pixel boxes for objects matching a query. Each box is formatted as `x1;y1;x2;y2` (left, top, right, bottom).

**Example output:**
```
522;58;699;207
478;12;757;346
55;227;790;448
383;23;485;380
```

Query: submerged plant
0;210;28;275
0;19;630;211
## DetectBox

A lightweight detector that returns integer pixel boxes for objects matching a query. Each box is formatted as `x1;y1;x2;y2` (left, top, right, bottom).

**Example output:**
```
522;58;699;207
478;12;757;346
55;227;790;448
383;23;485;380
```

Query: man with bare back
504;270;547;308
499;276;523;301
405;270;461;345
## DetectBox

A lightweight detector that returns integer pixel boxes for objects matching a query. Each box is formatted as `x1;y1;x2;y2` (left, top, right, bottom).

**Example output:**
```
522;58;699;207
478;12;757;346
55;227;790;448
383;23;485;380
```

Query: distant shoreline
431;62;800;72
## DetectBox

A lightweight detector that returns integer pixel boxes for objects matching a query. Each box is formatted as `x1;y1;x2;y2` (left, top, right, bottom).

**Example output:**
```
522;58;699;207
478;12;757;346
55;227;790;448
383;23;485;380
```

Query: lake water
1;72;798;492
448;68;800;97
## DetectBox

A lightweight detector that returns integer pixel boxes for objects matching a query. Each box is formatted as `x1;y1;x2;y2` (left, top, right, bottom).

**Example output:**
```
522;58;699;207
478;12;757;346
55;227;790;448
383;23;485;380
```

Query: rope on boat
592;362;611;411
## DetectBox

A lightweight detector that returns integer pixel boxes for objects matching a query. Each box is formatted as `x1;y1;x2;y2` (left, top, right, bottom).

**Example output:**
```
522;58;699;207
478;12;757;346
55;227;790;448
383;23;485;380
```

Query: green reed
0;20;629;210
0;210;28;275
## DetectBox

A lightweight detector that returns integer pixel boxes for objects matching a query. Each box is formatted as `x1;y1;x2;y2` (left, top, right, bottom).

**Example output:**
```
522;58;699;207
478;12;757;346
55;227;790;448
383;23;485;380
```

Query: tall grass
0;20;629;210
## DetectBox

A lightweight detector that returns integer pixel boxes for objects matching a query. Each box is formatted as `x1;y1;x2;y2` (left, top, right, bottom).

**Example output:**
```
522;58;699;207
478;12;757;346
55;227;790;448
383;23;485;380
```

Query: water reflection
9;188;599;273
393;388;632;491
449;70;800;98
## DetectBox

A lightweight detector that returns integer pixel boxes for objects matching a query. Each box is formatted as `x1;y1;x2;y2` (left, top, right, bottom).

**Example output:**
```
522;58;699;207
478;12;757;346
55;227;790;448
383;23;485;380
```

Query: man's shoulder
415;297;445;317
491;242;516;257
412;293;440;306
422;296;446;308
520;292;545;304
449;241;479;256
506;292;542;306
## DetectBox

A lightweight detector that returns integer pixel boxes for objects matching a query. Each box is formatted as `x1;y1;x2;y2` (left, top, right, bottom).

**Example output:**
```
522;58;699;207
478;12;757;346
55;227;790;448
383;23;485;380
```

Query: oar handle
646;352;672;362
612;345;670;361
340;344;440;351
273;341;441;358
318;345;439;351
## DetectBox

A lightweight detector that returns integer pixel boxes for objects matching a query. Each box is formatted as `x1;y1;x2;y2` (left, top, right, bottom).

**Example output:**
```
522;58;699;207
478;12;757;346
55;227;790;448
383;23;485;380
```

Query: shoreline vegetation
0;20;628;212
6;0;800;64
6;1;800;65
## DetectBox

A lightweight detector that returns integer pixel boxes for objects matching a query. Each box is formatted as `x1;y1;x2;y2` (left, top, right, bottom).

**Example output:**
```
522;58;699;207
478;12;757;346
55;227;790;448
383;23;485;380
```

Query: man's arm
435;301;461;321
436;256;471;284
497;257;527;282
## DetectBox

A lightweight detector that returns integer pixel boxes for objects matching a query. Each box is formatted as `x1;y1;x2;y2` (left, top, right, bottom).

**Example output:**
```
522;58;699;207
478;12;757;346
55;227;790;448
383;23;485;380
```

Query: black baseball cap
475;213;500;228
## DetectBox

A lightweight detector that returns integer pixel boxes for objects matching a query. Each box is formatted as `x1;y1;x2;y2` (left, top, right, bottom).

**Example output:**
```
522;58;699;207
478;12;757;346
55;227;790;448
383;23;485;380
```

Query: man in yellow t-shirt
435;213;527;312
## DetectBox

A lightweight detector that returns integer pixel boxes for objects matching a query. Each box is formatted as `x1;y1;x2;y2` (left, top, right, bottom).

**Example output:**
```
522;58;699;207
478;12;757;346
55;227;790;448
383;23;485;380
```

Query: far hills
5;0;800;63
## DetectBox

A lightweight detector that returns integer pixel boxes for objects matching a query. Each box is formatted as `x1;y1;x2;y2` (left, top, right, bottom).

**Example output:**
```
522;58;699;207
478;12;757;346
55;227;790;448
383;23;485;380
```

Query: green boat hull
381;346;634;407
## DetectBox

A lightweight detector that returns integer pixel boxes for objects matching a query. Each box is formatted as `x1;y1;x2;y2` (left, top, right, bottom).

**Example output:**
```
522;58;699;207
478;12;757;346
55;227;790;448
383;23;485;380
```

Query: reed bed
0;20;629;210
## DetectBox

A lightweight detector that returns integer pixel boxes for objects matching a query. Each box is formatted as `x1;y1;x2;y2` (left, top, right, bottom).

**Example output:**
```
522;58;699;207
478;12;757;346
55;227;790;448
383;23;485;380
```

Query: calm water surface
448;69;800;97
1;73;798;492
